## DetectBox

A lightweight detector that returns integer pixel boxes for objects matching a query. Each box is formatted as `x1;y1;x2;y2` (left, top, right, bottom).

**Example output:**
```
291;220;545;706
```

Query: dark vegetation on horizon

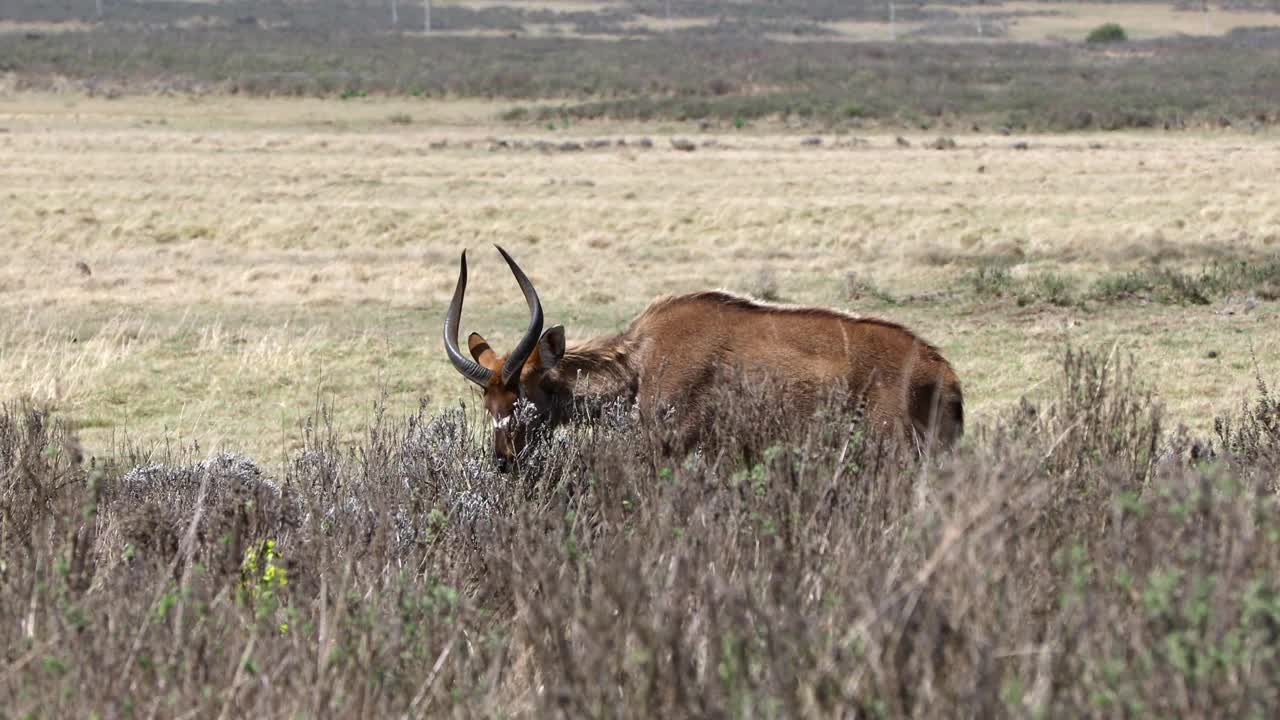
515;32;1280;131
3;0;1280;129
0;0;1068;31
3;346;1280;715
8;0;1280;33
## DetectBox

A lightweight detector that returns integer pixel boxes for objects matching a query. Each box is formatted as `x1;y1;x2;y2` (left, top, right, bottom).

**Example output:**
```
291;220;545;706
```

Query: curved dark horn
495;245;544;387
443;250;495;387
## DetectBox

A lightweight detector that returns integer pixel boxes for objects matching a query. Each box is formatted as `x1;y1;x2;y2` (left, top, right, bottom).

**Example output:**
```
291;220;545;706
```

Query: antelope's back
631;291;964;444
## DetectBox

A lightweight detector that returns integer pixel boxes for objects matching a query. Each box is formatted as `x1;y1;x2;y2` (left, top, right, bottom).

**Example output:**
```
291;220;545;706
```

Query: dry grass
1;93;1278;458
0;92;528;129
458;0;628;10
0;20;95;34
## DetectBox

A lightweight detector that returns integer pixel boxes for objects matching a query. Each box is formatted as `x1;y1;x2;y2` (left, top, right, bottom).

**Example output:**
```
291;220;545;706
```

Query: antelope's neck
554;333;639;403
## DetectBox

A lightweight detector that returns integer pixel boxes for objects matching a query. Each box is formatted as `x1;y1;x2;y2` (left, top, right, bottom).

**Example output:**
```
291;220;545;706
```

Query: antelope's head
443;246;567;471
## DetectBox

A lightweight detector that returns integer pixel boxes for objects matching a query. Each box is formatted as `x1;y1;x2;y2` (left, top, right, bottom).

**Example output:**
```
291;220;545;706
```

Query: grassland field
6;6;1280;710
1;92;1278;462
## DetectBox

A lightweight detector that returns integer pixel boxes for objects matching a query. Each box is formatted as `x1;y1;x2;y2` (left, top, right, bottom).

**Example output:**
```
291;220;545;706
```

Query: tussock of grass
3;347;1280;715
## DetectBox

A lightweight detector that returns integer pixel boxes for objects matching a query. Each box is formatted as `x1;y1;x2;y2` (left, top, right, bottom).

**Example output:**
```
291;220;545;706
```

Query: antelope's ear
536;325;566;371
468;333;499;370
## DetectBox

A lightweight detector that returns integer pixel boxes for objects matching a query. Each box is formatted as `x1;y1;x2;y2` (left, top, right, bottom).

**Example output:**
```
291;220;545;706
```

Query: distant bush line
4;26;1280;129
959;256;1280;308
0;0;1020;32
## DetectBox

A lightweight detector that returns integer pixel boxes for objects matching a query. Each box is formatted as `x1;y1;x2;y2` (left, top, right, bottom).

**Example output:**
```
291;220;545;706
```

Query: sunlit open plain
2;93;1277;460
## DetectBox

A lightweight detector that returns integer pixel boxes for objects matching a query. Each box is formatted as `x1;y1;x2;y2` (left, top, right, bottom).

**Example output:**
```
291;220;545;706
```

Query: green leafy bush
1087;23;1129;44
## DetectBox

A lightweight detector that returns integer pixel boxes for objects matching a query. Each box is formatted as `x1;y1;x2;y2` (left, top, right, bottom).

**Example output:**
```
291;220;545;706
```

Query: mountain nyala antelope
444;246;964;471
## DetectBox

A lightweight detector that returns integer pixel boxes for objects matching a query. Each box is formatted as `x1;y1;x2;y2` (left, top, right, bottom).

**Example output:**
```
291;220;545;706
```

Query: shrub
960;257;1280;308
843;271;898;305
964;264;1015;298
1023;271;1076;307
3;346;1280;715
748;267;782;301
1087;23;1129;44
1087;258;1280;306
499;105;530;122
1213;360;1280;465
